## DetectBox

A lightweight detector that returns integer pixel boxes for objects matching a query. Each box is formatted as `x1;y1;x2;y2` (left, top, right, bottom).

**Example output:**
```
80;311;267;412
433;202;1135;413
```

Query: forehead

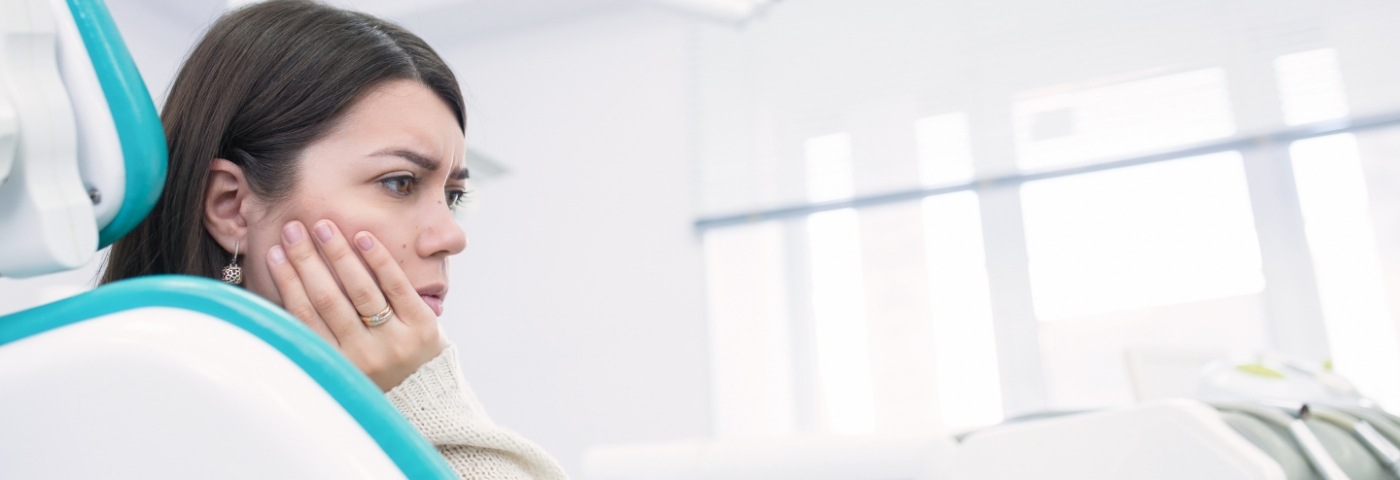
309;79;465;164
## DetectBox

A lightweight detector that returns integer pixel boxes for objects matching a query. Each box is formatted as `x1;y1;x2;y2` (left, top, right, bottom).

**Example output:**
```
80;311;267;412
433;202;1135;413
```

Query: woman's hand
266;219;448;391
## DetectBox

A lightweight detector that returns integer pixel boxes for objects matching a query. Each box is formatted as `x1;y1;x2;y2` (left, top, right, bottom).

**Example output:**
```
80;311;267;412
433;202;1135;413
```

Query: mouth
417;285;447;317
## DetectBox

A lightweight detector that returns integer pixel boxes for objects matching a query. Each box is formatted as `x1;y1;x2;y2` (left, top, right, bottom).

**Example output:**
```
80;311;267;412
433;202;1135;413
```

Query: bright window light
805;132;876;434
1013;68;1235;171
1290;133;1400;407
1275;49;1350;126
703;221;796;437
807;208;877;434
923;192;1003;428
1020;153;1265;321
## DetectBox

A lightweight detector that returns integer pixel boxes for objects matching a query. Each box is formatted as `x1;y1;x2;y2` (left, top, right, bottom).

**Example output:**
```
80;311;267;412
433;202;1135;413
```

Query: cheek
292;202;377;244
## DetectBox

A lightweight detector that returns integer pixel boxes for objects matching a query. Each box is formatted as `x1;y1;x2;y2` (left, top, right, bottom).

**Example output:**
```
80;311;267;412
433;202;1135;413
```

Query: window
1290;133;1400;406
1275;49;1349;126
803;133;878;434
695;0;1400;434
923;192;1002;428
1019;152;1265;321
1013;68;1235;171
1276;47;1400;407
806;208;877;434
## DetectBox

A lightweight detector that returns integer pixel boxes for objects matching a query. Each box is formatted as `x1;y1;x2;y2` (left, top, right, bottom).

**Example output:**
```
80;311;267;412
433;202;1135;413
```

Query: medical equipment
1199;354;1366;407
0;0;160;278
0;0;453;477
585;374;1400;479
949;355;1400;480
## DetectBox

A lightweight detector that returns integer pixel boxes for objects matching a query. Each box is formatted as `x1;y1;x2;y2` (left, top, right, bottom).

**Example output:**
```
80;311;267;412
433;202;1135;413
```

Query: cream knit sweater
386;344;568;479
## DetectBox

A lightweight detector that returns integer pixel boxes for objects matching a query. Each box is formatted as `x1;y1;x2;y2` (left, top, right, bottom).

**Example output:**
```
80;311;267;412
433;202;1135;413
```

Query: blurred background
4;0;1400;477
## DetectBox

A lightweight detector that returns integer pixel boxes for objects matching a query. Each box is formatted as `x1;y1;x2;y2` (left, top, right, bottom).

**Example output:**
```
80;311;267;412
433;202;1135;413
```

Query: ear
204;158;252;253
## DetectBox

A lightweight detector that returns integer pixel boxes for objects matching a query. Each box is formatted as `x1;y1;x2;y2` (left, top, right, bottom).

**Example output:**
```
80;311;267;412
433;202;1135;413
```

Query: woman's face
239;79;469;314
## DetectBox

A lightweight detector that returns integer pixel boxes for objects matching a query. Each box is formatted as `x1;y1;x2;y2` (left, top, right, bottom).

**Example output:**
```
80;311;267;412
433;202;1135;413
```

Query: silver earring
222;241;243;285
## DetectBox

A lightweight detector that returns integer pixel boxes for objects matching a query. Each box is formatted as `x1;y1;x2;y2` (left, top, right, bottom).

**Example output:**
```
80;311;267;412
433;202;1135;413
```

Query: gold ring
361;304;394;327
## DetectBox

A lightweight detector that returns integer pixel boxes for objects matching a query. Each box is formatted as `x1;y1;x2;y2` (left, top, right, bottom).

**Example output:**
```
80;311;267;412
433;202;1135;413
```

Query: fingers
267;220;445;391
266;244;339;346
310;220;392;322
279;220;362;341
351;230;434;325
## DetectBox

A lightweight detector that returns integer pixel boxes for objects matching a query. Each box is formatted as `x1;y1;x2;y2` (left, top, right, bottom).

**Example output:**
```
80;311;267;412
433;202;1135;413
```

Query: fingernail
314;221;333;243
269;245;287;264
356;232;373;252
283;222;302;244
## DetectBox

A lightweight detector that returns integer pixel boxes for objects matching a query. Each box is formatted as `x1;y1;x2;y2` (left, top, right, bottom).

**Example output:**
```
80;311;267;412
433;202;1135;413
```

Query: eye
380;175;417;197
446;189;474;211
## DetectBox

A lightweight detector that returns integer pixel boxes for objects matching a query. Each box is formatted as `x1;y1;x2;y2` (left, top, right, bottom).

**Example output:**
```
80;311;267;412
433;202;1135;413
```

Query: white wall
436;8;710;477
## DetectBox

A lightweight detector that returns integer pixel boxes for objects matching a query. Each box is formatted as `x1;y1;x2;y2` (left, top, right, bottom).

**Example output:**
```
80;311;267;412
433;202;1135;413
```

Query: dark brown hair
102;0;464;284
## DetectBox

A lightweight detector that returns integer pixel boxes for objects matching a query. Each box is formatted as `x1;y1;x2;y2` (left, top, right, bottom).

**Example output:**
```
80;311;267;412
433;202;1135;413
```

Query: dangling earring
222;241;243;285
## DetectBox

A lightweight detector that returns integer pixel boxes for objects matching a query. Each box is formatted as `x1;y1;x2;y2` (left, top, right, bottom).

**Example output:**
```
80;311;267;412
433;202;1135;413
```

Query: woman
101;1;566;478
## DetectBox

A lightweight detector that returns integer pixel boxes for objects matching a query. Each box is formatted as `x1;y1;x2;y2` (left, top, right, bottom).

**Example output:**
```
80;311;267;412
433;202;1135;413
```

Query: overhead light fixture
463;148;508;185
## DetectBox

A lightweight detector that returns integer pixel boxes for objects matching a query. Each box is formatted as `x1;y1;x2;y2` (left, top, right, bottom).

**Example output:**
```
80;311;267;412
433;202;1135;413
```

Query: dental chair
584;390;1400;480
952;357;1400;480
0;0;454;477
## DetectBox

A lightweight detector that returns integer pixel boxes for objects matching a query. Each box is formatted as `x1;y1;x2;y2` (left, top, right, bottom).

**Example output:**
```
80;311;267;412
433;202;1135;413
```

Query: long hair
102;0;464;284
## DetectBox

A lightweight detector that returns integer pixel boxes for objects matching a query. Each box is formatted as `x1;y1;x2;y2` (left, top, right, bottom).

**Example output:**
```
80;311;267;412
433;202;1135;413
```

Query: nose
416;203;467;258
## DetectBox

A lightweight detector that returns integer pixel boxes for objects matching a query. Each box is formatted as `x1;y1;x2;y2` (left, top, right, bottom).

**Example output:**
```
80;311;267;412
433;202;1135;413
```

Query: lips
417;285;447;317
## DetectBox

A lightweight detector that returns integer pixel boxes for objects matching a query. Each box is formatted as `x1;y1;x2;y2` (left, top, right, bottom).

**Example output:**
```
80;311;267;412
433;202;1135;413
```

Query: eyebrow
370;148;470;180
